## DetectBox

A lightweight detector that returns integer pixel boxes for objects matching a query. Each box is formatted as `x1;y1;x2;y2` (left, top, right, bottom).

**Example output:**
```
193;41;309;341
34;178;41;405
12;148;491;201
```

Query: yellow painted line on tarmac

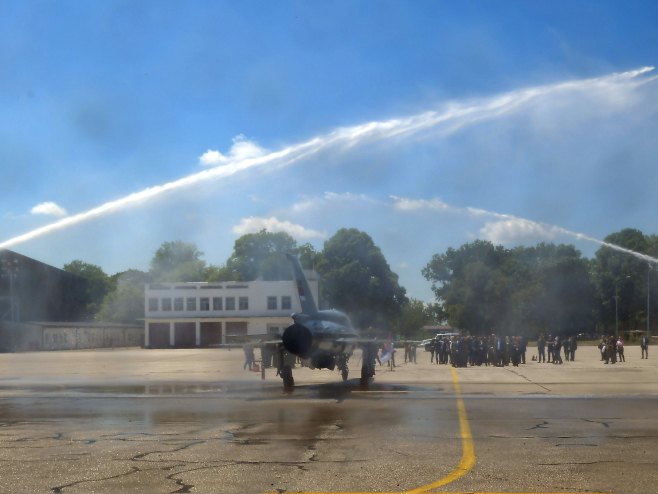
403;367;475;494
263;368;610;494
264;367;473;494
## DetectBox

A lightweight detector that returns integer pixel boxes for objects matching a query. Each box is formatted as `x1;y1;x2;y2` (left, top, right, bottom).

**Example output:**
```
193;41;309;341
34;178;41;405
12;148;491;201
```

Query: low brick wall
0;322;143;352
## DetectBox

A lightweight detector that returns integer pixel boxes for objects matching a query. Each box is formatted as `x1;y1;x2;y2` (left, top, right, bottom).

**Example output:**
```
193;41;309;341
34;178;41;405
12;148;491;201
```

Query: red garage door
225;322;247;344
174;322;196;348
149;323;170;348
201;322;222;347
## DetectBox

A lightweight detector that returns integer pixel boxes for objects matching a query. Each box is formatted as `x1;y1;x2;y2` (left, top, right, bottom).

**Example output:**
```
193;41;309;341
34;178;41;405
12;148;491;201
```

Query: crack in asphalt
51;466;142;493
504;368;552;392
582;418;611;428
527;420;550;430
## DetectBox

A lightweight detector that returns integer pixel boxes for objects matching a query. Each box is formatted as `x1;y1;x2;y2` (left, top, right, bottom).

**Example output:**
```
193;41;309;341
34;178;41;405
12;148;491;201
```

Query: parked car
421;333;460;351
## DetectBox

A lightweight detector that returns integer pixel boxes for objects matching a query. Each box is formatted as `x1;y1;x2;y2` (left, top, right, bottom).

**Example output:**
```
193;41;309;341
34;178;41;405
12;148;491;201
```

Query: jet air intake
282;323;313;359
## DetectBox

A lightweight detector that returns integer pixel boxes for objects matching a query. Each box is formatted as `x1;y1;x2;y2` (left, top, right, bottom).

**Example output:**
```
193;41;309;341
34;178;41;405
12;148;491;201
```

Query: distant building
0;249;87;323
0;250;137;352
143;273;319;348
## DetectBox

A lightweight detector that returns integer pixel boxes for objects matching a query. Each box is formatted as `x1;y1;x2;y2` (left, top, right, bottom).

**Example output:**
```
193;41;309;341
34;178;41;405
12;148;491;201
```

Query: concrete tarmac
0;345;657;493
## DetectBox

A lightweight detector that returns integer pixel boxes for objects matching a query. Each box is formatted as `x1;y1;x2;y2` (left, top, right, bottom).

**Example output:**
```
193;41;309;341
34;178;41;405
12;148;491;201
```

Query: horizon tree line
64;227;657;339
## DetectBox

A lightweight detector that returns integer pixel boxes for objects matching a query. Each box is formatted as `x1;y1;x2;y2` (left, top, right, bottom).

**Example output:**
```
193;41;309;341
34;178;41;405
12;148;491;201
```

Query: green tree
225;230;298;281
97;284;144;324
423;241;595;337
593;228;653;333
423;240;508;334
63;260;112;319
204;264;235;282
534;255;595;335
150;241;206;282
298;243;319;270
97;269;150;324
316;228;407;330
394;298;433;340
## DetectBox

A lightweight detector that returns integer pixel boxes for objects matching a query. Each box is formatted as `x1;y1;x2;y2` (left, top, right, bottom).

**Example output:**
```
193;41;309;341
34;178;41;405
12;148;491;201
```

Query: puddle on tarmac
0;379;434;440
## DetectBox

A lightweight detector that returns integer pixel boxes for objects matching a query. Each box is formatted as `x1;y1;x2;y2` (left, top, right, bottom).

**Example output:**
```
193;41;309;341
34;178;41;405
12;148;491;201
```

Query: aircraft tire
281;365;294;389
360;364;373;387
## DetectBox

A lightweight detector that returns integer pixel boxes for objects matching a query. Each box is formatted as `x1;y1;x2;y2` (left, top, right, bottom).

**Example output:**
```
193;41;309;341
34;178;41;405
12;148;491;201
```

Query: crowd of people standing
536;334;578;363
597;335;644;364
419;333;649;368
424;334;532;368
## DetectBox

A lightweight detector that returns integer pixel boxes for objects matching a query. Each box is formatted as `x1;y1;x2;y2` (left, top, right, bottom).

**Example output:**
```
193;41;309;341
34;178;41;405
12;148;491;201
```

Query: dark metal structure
0;249;87;323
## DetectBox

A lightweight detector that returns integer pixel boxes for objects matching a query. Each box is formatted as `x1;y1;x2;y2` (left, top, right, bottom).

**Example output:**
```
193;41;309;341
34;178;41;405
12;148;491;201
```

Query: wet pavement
0;347;657;493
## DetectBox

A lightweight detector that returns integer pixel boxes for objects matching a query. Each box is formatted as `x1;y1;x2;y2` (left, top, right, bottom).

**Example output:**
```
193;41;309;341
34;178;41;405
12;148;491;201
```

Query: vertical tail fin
286;252;318;315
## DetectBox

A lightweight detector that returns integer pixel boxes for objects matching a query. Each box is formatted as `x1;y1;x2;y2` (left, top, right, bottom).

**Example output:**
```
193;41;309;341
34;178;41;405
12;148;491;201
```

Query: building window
282;296;292;310
186;297;197;311
225;297;235;311
239;297;249;310
267;296;277;310
174;298;184;311
213;297;223;311
148;298;158;311
200;297;210;311
162;298;172;311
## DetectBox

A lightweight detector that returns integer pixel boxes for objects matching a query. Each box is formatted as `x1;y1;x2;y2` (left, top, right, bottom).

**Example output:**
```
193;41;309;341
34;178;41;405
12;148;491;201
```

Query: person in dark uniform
510;337;521;366
409;343;417;364
519;335;527;364
537;334;546;363
568;335;577;361
547;335;554;363
641;334;650;359
604;336;617;364
552;336;563;364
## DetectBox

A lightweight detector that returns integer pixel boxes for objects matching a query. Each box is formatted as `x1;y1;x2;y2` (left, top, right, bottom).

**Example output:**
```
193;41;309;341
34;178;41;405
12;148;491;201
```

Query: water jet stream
392;196;658;266
1;67;655;261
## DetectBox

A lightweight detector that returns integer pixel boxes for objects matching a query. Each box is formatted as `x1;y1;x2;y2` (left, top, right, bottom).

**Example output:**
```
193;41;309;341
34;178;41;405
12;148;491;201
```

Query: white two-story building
143;275;319;348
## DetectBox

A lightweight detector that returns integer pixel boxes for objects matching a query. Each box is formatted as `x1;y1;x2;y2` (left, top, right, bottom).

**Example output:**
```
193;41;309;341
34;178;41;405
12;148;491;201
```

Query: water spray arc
392;196;658;267
0;67;656;255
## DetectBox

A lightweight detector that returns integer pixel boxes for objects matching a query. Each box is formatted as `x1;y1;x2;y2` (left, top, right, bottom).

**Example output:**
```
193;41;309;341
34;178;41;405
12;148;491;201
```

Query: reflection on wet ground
0;380;436;431
0;380;431;396
0;379;456;493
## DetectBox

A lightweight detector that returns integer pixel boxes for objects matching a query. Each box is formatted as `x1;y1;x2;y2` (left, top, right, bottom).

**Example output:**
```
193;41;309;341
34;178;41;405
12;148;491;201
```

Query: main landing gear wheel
338;353;349;382
360;364;374;387
281;365;294;389
360;344;376;387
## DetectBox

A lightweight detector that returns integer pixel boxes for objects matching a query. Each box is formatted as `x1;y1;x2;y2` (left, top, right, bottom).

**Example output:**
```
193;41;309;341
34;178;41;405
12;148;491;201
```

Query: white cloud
232;216;326;239
30;202;67;217
199;150;223;165
199;134;267;166
479;219;558;244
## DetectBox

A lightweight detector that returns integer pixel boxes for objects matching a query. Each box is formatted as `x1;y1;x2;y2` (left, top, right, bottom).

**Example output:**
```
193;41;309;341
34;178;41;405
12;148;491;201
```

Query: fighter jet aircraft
273;252;378;389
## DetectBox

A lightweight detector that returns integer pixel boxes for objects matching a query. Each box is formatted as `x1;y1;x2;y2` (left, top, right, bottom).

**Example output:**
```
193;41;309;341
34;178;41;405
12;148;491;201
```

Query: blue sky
1;0;658;301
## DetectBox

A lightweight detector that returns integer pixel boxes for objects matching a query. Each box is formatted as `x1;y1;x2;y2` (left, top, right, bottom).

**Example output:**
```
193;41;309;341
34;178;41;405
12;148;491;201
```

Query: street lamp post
649;264;652;337
614;275;631;338
615;283;619;337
